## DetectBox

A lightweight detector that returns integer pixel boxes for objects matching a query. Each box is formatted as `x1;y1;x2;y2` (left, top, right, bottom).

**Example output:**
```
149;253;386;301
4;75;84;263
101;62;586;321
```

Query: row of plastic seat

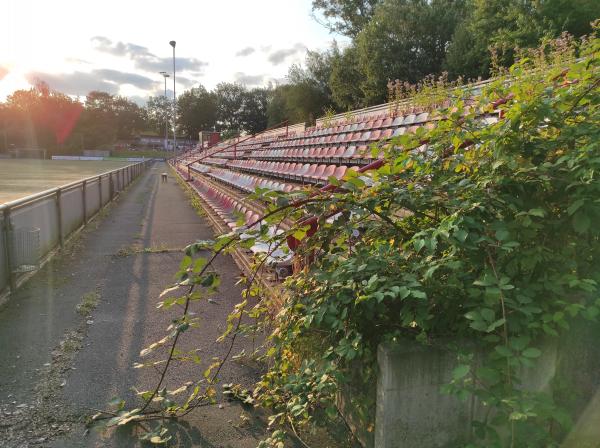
227;160;359;185
190;164;300;193
304;112;430;137
246;144;383;162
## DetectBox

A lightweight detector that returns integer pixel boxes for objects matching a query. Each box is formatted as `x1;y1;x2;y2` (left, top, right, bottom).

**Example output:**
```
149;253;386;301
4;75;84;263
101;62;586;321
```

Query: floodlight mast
159;71;170;150
169;41;176;152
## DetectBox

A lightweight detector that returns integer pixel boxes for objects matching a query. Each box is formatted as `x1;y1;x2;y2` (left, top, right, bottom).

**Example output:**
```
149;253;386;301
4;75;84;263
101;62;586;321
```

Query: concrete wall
374;324;600;447
0;162;148;298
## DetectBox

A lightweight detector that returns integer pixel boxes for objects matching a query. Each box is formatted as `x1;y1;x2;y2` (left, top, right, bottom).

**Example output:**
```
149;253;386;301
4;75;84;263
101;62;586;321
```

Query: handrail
183;121;290;178
1;160;150;296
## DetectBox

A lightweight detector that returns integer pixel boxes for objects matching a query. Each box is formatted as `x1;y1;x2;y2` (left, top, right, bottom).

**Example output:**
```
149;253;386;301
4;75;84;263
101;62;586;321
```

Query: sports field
0;159;134;204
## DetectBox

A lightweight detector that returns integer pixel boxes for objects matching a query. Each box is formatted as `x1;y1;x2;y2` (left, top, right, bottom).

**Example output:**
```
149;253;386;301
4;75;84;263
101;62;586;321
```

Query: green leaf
495;229;510;241
413;239;425;252
521;347;542;358
528;208;546;217
454;229;468;242
486;318;506;332
480;308;495;322
572;212;590;233
495;345;512;357
452;364;470;380
567;199;584;216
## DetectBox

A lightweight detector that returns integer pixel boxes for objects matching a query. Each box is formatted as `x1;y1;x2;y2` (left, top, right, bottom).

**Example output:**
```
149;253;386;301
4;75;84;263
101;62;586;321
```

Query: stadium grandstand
170;88;500;285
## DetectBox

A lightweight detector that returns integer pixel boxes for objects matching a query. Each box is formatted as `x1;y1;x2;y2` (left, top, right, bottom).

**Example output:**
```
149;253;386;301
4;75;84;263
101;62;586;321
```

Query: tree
145;95;171;135
213;82;247;135
356;0;466;105
312;0;381;37
541;0;600;38
444;0;599;80
111;96;145;140
329;45;365;110
240;88;269;134
5;82;83;152
445;0;546;80
266;82;330;126
177;85;217;139
75;91;144;149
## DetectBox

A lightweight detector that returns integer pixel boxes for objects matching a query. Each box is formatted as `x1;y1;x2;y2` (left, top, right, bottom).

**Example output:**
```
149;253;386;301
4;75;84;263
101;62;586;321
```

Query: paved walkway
0;163;275;448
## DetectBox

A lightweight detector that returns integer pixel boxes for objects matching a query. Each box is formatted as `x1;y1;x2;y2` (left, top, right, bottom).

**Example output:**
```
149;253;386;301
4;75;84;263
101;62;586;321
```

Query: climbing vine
94;30;599;447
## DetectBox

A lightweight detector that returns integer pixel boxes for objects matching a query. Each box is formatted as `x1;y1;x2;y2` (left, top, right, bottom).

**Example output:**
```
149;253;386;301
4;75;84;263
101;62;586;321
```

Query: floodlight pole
170;40;177;152
159;71;170;150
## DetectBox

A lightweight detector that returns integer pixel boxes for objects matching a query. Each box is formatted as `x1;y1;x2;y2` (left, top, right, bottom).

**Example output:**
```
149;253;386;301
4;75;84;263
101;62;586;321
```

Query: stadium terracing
171;85;500;288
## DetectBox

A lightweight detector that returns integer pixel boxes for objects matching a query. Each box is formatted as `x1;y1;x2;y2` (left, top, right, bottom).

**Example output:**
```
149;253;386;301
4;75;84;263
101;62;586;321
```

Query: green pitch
0;159;134;204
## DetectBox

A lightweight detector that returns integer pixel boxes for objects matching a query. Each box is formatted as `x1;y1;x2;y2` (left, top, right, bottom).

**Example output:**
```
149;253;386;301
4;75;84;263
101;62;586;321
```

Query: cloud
25;69;159;96
0;66;8;81
267;43;306;65
93;69;156;90
65;57;91;65
91;36;208;74
128;95;149;106
235;47;255;57
175;75;195;89
26;71;119;96
233;72;266;87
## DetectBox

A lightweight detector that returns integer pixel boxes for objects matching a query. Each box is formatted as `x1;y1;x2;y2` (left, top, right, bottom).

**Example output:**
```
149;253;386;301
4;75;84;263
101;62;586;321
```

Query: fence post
56;189;64;248
2;207;15;292
82;180;88;225
98;175;103;208
109;174;114;200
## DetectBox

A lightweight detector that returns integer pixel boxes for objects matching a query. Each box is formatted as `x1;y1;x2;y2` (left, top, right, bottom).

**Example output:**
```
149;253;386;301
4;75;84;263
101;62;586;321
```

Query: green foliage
445;0;600;80
96;33;600;447
311;0;381;37
251;33;600;446
356;0;466;104
176;85;217;139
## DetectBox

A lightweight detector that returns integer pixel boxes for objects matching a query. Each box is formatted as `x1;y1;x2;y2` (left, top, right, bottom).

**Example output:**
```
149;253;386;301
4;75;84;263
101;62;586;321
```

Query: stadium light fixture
169;41;176;152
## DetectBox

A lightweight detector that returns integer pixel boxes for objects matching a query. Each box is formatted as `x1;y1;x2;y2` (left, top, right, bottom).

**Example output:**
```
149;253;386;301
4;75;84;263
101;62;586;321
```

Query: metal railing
0;161;151;296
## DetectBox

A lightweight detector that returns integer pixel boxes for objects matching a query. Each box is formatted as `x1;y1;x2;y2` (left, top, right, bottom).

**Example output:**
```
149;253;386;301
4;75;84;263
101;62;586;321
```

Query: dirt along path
0;162;276;448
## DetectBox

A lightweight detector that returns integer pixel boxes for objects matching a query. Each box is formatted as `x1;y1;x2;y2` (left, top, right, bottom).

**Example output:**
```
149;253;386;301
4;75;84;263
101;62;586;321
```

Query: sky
0;0;347;104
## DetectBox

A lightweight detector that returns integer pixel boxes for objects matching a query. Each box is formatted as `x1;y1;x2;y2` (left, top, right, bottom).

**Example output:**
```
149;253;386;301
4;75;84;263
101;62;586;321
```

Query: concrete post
375;341;474;447
56;189;64;248
98;175;102;208
82;180;88;225
2;208;15;292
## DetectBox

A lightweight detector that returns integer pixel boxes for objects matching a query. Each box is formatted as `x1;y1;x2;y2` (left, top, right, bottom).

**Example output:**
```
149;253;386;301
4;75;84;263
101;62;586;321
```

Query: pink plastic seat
334;146;346;158
333;165;347;180
382;117;394;127
321;164;336;180
369;130;382;141
303;164;317;179
342;146;356;158
353;145;369;159
311;164;327;180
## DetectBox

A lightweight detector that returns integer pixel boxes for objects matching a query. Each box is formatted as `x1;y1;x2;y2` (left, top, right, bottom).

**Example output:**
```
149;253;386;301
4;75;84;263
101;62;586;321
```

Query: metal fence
0;161;150;296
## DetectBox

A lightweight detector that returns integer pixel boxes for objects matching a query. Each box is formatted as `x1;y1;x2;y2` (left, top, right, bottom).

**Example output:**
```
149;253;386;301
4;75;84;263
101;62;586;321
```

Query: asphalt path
0;162;275;447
